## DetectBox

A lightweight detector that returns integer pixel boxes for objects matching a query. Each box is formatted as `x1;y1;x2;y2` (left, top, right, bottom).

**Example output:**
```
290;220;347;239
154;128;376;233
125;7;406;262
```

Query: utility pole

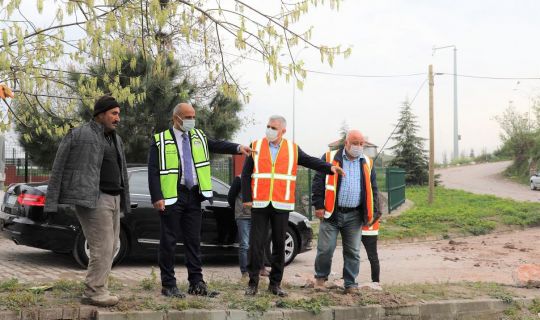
432;45;458;159
428;65;435;204
452;47;459;160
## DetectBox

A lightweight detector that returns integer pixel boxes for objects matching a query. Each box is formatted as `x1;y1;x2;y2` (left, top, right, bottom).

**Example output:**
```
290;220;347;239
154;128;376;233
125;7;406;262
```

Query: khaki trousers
75;192;120;297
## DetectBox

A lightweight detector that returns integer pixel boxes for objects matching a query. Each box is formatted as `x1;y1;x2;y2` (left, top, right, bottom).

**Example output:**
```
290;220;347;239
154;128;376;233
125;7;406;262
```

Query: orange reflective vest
251;138;298;211
362;219;379;236
323;150;375;227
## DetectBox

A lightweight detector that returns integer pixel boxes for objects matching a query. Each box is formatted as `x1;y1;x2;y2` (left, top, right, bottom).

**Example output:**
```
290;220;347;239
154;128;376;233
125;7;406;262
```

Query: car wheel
531;182;537;190
266;225;299;266
73;228;129;268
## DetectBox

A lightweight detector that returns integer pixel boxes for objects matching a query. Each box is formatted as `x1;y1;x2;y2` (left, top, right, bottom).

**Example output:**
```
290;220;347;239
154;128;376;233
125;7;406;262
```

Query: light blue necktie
182;133;194;188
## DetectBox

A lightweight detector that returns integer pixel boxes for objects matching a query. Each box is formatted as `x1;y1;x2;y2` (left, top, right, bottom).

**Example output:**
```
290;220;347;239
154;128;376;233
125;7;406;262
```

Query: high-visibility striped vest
323;150;375;227
251;138;298;211
362;219;380;236
154;128;212;206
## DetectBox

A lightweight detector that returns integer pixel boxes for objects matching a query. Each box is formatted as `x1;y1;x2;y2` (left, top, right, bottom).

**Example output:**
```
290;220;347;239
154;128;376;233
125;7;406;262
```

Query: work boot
343;286;360;295
188;280;219;297
81;293;119;307
268;284;288;297
161;286;186;298
245;284;258;296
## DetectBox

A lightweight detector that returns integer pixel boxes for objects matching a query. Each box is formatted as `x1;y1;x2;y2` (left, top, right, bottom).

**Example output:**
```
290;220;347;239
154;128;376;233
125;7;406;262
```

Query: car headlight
303;218;311;227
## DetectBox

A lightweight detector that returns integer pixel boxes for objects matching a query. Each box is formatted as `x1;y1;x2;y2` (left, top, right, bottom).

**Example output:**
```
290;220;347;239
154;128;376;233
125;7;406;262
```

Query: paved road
437;160;540;202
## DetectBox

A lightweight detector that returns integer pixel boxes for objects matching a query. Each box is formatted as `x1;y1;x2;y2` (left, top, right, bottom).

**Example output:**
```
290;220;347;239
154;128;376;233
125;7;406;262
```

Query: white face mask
265;127;279;142
348;145;364;158
177;115;195;132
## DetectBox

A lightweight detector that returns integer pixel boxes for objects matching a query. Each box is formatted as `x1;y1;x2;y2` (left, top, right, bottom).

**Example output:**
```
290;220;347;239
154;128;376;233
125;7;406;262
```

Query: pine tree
389;100;429;185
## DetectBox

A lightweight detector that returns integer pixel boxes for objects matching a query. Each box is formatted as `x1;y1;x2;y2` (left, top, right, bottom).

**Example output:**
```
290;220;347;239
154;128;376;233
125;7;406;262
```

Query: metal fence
385;167;406;211
4;143;50;186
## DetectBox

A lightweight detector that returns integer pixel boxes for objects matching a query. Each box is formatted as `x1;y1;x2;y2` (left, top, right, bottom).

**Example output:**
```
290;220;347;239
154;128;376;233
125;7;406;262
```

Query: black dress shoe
268;285;288;297
161;286;185;298
244;285;258;296
188;281;220;297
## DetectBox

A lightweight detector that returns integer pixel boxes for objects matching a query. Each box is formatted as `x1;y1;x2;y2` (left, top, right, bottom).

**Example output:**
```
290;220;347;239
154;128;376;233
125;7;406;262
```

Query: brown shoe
343;286;360;295
82;293;119;307
259;268;270;277
314;278;326;291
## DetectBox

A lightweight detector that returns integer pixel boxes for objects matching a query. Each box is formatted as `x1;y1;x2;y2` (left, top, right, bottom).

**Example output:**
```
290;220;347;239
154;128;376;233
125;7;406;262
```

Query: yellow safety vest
154;128;212;205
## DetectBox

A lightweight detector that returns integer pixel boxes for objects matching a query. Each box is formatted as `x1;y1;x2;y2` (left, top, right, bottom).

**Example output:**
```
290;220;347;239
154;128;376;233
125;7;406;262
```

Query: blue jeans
314;212;362;288
236;219;251;273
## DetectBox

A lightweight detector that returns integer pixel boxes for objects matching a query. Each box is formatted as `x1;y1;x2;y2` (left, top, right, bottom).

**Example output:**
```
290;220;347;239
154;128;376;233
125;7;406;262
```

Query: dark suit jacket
312;148;381;224
241;140;333;213
148;127;239;203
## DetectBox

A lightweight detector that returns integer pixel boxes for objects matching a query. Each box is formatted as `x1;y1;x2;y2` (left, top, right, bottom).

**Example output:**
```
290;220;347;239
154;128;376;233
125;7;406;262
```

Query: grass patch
276;296;332;314
0;278;537;315
139;267;159;291
380;186;540;241
4;291;44;310
0;278;21;292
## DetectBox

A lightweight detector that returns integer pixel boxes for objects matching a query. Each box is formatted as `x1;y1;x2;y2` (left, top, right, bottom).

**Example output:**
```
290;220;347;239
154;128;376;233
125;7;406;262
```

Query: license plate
6;195;17;206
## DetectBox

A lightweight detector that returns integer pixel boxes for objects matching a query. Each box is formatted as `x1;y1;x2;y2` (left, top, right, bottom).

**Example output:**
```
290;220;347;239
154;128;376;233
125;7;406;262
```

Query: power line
305;70;426;78
437;72;540;80
374;77;428;162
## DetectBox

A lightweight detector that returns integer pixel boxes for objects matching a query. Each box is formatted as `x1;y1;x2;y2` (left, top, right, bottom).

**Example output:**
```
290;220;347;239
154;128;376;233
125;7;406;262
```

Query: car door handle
131;203;138;208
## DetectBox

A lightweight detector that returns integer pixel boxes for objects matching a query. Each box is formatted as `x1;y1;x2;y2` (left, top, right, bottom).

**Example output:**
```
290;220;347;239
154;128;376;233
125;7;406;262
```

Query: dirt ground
1;161;539;289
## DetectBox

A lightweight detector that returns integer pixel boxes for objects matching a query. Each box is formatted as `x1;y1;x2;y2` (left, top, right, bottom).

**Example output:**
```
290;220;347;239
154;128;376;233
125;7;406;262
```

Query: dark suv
0;167;313;267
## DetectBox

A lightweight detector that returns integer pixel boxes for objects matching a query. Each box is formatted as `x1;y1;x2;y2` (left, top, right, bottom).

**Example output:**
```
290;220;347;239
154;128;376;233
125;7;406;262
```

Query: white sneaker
360;282;383;291
368;282;383;291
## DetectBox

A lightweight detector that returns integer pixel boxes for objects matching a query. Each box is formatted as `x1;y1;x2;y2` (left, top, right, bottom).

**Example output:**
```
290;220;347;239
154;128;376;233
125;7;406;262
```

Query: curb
0;297;535;320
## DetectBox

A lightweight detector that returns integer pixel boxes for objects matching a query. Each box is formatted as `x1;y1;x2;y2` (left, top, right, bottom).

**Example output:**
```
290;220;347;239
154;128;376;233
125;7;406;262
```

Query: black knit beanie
93;95;120;116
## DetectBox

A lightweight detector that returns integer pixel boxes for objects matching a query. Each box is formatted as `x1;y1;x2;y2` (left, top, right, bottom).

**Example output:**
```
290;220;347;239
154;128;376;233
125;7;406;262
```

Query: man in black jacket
242;115;344;297
312;130;381;294
148;102;251;298
45;95;130;307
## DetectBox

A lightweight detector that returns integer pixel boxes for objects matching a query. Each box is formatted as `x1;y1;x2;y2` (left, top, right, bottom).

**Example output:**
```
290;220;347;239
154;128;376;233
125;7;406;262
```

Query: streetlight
432;45;459;160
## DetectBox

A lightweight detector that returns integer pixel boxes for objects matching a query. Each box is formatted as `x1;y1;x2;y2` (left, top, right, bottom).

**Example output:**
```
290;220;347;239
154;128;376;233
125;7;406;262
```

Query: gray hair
172;102;194;118
172;103;182;118
269;115;287;128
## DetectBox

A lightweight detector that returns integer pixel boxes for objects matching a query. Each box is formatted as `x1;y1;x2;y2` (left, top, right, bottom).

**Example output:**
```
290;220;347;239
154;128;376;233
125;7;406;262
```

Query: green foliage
495;105;539;184
276;296;332;314
389;100;429;185
16;52;245;166
1;0;350;136
139;267;158;291
381;186;540;240
0;278;20;292
3;291;44;311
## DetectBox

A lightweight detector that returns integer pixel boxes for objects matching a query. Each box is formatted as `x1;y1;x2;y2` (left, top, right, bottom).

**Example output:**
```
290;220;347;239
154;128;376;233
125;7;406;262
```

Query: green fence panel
386;167;406;212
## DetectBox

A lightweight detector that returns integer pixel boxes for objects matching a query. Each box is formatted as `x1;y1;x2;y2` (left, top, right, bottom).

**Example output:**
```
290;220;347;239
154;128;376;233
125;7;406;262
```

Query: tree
389;100;428;185
1;0;351;137
495;105;537;181
16;52;244;166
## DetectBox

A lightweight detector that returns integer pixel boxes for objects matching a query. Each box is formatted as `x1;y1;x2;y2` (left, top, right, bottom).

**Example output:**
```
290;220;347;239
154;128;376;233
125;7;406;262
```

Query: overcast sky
230;1;540;161
4;1;540;162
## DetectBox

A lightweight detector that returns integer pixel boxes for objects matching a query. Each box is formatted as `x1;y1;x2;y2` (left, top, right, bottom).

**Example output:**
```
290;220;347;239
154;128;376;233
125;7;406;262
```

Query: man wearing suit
242;115;344;297
312;130;381;294
148;102;251;298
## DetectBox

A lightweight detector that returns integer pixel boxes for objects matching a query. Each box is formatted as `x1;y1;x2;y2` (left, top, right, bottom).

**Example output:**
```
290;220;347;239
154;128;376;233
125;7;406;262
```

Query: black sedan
0;167;313;268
